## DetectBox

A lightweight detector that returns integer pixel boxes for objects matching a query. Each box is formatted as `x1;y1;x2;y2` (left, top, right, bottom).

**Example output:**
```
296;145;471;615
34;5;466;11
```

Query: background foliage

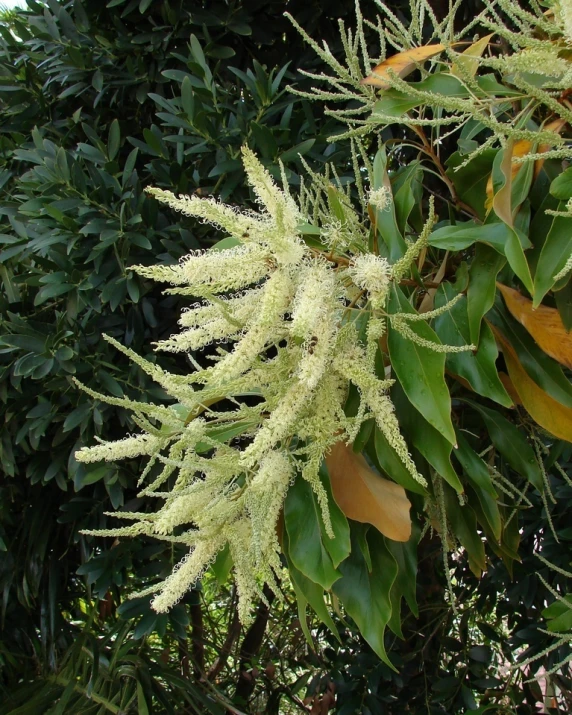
1;1;571;713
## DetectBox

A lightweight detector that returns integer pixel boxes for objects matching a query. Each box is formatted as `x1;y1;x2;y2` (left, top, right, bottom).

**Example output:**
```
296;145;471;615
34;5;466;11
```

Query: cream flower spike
75;147;456;623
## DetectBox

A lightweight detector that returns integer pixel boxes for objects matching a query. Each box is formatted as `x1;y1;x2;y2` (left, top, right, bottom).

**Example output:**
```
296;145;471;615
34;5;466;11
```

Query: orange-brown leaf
491;324;572;441
498;371;522;405
497;282;572;369
361;44;445;89
325;441;411;542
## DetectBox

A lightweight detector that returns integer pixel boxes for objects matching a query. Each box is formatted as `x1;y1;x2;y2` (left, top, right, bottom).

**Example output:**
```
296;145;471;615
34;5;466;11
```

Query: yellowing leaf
498;282;572;369
486;138;526;218
491;324;572;442
325;441;412;542
533;118;567;179
361;44;445;89
485;120;567;209
451;33;494;79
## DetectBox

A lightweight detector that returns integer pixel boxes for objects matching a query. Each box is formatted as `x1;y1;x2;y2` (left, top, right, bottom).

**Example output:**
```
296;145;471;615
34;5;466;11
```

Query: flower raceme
75;147;471;623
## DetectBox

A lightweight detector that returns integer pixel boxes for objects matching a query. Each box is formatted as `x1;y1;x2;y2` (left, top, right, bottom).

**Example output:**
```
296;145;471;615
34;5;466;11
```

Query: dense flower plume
75;147;470;622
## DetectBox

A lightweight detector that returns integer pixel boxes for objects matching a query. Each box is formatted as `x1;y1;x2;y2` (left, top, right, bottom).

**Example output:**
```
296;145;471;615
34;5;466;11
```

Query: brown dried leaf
325;441;411;542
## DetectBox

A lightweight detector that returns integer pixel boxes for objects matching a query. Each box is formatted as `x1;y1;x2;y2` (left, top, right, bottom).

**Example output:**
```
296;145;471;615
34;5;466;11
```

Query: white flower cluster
75;148;467;623
348;254;391;309
555;0;572;44
367;186;392;212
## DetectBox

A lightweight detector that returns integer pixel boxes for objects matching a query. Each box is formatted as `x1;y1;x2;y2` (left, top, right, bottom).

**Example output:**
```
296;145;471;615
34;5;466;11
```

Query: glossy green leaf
454;431;497;497
333;528;397;669
430;220;532;292
386;527;419;621
429;220;528;252
467;401;544;491
550;166;572;200
533;208;572;307
372;147;406;260
372;90;419;118
388;285;456;445
107;119;120;161
284;477;341;590
455;432;501;541
546;606;572;633
392;382;463;492
372;426;427;495
446;149;497;220
283;530;340;643
434;283;512;407
444;482;486;575
279;138;315;162
467;486;502;543
393;163;422;235
317;465;351;567
467;243;506;345
543;595;572;632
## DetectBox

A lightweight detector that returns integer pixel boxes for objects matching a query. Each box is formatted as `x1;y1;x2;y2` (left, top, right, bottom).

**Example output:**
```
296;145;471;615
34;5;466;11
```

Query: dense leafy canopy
1;1;572;714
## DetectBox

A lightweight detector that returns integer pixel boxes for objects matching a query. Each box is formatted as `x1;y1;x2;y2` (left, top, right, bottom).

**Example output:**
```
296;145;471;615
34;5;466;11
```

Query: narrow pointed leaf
467;400;543;491
372;426;427;495
434;283;512;407
333;529;398;669
393;383;463;492
533;209;572;307
284;477;341;590
467;244;506;345
388;285;456;445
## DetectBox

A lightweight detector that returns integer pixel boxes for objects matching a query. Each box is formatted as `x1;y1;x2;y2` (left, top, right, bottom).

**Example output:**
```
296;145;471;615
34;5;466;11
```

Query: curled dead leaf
498;282;572;369
361;44;445;89
325;441;412;542
490;323;572;442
